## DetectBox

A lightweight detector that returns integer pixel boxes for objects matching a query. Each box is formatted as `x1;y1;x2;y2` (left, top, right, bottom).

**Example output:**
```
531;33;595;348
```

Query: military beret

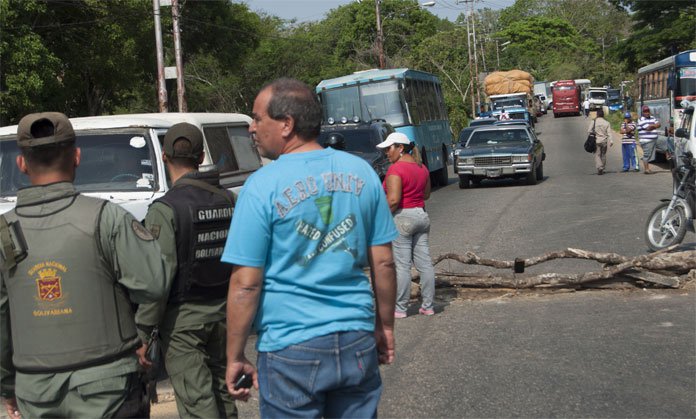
17;112;75;148
163;123;204;159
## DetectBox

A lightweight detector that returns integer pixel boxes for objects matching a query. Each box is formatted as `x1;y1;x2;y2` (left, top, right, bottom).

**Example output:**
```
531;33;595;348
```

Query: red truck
552;80;581;117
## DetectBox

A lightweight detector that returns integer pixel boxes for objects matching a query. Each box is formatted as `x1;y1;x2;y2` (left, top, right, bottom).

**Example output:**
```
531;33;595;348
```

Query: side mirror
675;128;688;139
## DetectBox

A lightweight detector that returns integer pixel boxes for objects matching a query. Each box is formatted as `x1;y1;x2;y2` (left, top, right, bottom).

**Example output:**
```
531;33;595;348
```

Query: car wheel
536;161;544;181
525;164;538;185
458;175;470;189
471;178;481;187
553;113;558;118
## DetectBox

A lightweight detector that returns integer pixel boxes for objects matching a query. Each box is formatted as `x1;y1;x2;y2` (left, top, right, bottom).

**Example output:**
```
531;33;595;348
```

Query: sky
237;0;515;23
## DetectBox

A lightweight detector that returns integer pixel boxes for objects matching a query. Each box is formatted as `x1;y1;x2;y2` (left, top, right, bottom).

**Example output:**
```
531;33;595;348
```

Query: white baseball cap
376;132;412;149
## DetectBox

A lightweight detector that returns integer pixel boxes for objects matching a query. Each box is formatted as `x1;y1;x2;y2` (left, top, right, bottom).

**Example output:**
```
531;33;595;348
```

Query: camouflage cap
17;112;75;148
163;123;204;159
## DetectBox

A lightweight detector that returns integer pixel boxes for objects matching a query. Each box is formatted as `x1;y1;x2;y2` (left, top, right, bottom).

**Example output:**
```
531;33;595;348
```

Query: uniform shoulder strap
0;214;27;272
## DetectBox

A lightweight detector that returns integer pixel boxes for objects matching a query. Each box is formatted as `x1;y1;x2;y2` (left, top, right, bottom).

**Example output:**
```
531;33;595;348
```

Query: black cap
163;123;204;159
17;112;75;148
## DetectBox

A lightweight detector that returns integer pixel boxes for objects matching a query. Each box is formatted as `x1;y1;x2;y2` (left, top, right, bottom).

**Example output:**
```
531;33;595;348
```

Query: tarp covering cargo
484;70;534;96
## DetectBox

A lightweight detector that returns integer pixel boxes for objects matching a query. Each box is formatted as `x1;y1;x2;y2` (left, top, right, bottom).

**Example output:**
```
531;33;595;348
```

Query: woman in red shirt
377;133;436;318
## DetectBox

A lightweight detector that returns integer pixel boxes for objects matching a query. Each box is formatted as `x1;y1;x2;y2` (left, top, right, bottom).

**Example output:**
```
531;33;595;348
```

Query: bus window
360;80;407;126
404;78;420;125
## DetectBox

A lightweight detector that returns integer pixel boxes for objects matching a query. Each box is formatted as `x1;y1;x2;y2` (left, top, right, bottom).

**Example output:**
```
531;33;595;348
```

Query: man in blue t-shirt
221;78;398;418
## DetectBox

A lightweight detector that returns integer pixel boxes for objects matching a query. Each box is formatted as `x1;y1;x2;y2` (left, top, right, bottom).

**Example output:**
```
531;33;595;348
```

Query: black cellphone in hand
233;373;253;390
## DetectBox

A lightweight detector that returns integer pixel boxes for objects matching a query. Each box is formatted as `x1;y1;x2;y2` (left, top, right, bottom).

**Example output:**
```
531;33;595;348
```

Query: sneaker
418;307;435;316
394;311;407;319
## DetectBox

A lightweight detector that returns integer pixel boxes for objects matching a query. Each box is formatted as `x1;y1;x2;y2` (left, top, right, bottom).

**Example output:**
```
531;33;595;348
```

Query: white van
0;113;262;220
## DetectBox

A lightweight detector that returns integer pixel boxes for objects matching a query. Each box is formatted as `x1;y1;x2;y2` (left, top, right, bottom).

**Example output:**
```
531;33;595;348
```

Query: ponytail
400;141;422;166
411;146;423;166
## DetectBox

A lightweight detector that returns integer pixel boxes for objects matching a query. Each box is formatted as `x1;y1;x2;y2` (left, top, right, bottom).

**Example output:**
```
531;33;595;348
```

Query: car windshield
589;91;607;100
492;97;525;109
458;128;476;144
466;129;530;147
318;129;378;153
0;129;157;197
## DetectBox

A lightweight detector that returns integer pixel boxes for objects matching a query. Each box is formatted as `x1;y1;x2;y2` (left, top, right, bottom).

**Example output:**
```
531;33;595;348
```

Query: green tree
0;0;61;124
611;0;696;70
413;28;471;134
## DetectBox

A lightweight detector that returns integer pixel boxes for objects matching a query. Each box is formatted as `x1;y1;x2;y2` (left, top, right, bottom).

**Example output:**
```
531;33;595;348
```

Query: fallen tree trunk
428;246;694;289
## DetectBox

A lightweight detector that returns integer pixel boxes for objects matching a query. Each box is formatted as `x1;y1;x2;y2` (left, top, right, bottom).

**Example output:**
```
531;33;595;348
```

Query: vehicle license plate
486;168;502;177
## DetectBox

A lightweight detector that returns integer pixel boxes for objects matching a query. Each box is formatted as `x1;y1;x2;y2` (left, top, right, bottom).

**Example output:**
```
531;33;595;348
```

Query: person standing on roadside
135;123;238;418
638;105;661;174
583;98;591;118
620;112;639;172
589;108;614;175
377;133;436;318
0;112;167;418
222;78;398;418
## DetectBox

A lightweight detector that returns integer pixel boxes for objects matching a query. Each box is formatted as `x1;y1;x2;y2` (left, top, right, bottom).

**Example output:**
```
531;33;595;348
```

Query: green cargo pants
162;321;238;419
15;372;144;418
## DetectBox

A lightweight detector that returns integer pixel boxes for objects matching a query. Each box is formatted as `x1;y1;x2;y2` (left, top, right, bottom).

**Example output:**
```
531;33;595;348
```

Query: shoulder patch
149;224;161;240
132;220;154;241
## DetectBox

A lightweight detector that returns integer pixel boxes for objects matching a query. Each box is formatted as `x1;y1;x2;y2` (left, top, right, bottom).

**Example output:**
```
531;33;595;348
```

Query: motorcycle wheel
644;201;688;251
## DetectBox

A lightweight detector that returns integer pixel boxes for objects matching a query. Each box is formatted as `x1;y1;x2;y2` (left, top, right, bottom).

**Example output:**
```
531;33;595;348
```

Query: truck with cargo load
484;70;536;126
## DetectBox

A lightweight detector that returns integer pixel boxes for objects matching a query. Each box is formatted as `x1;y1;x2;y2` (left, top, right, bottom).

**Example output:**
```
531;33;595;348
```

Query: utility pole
470;1;481;110
152;0;168;112
458;0;476;116
375;0;385;69
171;0;187;112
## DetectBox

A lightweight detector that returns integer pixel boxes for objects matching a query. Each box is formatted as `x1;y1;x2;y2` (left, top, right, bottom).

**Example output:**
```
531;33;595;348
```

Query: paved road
152;114;696;418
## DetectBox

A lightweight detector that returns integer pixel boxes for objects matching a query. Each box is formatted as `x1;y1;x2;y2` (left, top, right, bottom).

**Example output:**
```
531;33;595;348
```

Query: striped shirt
621;122;636;144
638;116;659;142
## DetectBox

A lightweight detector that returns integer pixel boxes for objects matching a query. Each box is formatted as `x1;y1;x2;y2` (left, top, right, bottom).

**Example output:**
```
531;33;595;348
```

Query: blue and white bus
638;49;696;131
315;68;453;185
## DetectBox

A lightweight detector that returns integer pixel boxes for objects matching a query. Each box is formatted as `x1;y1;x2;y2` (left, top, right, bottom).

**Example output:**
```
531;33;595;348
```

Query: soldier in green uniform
0;112;168;418
135;123;238;418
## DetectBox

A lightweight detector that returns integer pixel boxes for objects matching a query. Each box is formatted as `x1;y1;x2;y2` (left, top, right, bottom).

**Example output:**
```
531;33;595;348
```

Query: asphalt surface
152;113;696;418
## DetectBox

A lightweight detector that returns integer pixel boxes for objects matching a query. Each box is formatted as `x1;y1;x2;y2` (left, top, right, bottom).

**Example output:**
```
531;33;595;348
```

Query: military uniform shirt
0;182;168;401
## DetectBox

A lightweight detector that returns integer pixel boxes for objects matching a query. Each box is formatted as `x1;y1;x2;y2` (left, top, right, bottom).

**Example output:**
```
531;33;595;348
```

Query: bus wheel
437;147;449;186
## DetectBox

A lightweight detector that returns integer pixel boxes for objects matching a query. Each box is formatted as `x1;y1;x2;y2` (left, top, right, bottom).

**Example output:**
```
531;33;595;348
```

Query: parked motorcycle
644;151;696;251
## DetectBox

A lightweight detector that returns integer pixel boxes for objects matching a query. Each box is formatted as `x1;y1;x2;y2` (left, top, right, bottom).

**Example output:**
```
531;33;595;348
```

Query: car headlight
512;154;531;163
459;157;474;165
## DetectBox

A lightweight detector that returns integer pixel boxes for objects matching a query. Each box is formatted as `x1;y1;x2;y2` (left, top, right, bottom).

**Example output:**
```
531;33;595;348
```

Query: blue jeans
257;331;382;418
621;143;636;170
393;207;436;313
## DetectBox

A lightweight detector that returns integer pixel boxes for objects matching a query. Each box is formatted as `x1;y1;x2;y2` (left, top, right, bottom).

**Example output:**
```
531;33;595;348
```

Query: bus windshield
321;86;362;123
320;80;407;127
677;67;696;103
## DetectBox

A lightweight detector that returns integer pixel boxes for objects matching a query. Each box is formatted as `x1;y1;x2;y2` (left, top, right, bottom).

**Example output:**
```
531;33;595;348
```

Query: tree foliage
1;0;693;130
611;0;696;70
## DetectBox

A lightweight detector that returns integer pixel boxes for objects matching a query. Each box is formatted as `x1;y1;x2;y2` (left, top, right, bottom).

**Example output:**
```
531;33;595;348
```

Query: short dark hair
21;142;76;172
167;138;199;168
596;108;605;118
263;78;321;140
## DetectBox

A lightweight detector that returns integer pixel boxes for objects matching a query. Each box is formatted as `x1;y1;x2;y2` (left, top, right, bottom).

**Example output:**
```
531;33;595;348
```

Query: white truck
587;87;608;109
